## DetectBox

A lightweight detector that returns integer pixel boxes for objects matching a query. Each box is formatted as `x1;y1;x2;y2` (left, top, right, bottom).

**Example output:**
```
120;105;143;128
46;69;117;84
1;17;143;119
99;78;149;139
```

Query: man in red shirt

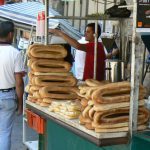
49;23;105;81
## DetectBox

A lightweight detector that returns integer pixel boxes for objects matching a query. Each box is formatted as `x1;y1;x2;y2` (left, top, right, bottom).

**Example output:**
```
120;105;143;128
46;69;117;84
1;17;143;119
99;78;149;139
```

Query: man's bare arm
15;73;24;115
49;29;86;51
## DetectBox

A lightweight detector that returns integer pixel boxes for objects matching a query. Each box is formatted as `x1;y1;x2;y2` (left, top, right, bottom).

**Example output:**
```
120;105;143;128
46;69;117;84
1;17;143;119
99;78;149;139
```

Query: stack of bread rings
77;79;149;133
26;44;79;112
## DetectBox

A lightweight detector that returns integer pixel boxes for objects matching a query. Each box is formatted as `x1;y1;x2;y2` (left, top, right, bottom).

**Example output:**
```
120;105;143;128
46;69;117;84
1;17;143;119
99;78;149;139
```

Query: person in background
0;21;24;150
49;23;106;81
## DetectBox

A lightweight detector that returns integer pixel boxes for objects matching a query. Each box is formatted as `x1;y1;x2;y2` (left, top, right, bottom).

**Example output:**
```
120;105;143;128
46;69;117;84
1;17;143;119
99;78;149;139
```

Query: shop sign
137;0;150;28
36;11;45;37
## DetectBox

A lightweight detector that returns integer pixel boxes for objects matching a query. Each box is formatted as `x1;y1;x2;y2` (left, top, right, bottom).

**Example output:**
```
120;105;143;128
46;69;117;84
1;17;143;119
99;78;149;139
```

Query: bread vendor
49;23;106;81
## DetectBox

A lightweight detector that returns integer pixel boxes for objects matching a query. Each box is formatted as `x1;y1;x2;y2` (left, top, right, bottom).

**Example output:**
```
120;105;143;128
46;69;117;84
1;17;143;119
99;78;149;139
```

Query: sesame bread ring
80;98;88;107
93;107;149;124
29;85;41;94
33;91;41;99
43;98;52;104
31;59;71;73
28;44;67;59
33;72;73;76
92;81;131;104
40;102;50;107
27;95;37;103
93;99;145;111
85;123;94;130
92;81;146;104
95;125;147;133
33;75;77;87
82;105;92;118
39;86;78;100
88;107;95;120
79;115;91;125
85;79;109;87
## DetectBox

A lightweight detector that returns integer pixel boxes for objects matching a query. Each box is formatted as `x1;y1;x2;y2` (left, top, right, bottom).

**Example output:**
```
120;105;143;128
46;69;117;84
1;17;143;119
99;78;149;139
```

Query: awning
0;2;82;40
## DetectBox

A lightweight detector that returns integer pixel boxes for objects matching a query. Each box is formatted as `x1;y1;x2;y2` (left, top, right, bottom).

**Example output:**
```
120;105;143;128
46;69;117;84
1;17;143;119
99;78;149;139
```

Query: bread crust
39;86;78;100
30;59;71;73
28;44;67;59
32;75;77;87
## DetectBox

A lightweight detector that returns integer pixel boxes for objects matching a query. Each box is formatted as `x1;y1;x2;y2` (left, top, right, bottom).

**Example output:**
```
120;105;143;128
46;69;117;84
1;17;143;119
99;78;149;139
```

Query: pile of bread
77;79;149;133
26;44;79;111
48;100;81;119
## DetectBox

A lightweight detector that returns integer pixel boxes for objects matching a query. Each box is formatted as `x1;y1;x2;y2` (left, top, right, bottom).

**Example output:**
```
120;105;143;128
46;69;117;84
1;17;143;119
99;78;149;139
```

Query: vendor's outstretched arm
49;29;86;51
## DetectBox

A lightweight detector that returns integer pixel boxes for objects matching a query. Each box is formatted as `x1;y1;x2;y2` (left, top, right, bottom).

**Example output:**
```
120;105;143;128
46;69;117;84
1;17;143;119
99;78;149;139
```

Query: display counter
26;101;131;150
26;101;150;150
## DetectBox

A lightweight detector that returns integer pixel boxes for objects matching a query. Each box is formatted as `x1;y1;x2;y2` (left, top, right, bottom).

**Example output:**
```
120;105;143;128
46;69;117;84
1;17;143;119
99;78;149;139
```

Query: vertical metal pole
45;0;49;45
129;0;139;138
120;20;124;60
79;0;82;31
103;0;107;32
64;1;67;16
66;2;69;17
72;0;76;26
85;0;89;27
23;26;34;68
141;47;146;84
93;1;98;79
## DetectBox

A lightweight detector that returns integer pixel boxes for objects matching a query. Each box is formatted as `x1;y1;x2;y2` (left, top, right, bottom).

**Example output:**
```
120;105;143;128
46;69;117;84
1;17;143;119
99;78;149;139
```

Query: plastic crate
26;109;45;134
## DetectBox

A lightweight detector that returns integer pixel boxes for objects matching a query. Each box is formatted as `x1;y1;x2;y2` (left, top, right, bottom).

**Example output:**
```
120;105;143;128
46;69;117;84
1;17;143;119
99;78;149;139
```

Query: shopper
49;23;106;81
0;21;24;150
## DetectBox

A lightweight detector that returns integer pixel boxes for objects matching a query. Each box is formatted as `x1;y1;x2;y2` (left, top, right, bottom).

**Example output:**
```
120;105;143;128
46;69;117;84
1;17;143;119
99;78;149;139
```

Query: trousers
0;90;17;150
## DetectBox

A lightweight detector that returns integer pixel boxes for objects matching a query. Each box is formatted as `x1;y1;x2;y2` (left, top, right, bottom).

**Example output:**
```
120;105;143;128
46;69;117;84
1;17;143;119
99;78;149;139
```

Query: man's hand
49;29;62;36
15;73;24;116
17;105;23;116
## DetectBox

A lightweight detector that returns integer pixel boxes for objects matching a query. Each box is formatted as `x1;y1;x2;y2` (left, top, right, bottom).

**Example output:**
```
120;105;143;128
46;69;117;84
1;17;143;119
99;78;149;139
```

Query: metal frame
129;0;139;138
22;26;39;150
44;0;141;140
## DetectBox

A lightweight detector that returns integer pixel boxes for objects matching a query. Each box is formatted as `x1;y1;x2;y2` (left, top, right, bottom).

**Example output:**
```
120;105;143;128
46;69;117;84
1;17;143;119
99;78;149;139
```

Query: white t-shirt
74;37;88;80
0;45;24;89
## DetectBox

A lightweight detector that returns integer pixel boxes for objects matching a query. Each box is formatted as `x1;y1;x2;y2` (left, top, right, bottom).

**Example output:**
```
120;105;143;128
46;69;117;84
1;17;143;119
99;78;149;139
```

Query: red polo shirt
83;42;105;81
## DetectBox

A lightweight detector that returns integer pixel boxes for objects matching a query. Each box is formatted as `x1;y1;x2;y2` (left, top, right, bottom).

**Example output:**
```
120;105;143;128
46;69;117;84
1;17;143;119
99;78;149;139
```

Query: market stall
26;0;150;150
0;1;150;150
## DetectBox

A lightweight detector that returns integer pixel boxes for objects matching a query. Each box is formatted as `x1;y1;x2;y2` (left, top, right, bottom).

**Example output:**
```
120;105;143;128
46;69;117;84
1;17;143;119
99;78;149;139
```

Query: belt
0;87;15;92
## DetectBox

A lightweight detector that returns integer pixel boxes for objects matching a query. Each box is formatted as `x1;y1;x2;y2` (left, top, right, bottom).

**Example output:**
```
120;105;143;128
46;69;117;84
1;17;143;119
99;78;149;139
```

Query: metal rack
22;26;39;150
20;0;148;149
44;0;142;140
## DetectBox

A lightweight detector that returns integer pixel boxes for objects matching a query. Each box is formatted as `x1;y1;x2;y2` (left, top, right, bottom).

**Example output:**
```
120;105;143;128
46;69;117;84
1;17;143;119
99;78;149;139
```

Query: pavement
11;115;38;150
